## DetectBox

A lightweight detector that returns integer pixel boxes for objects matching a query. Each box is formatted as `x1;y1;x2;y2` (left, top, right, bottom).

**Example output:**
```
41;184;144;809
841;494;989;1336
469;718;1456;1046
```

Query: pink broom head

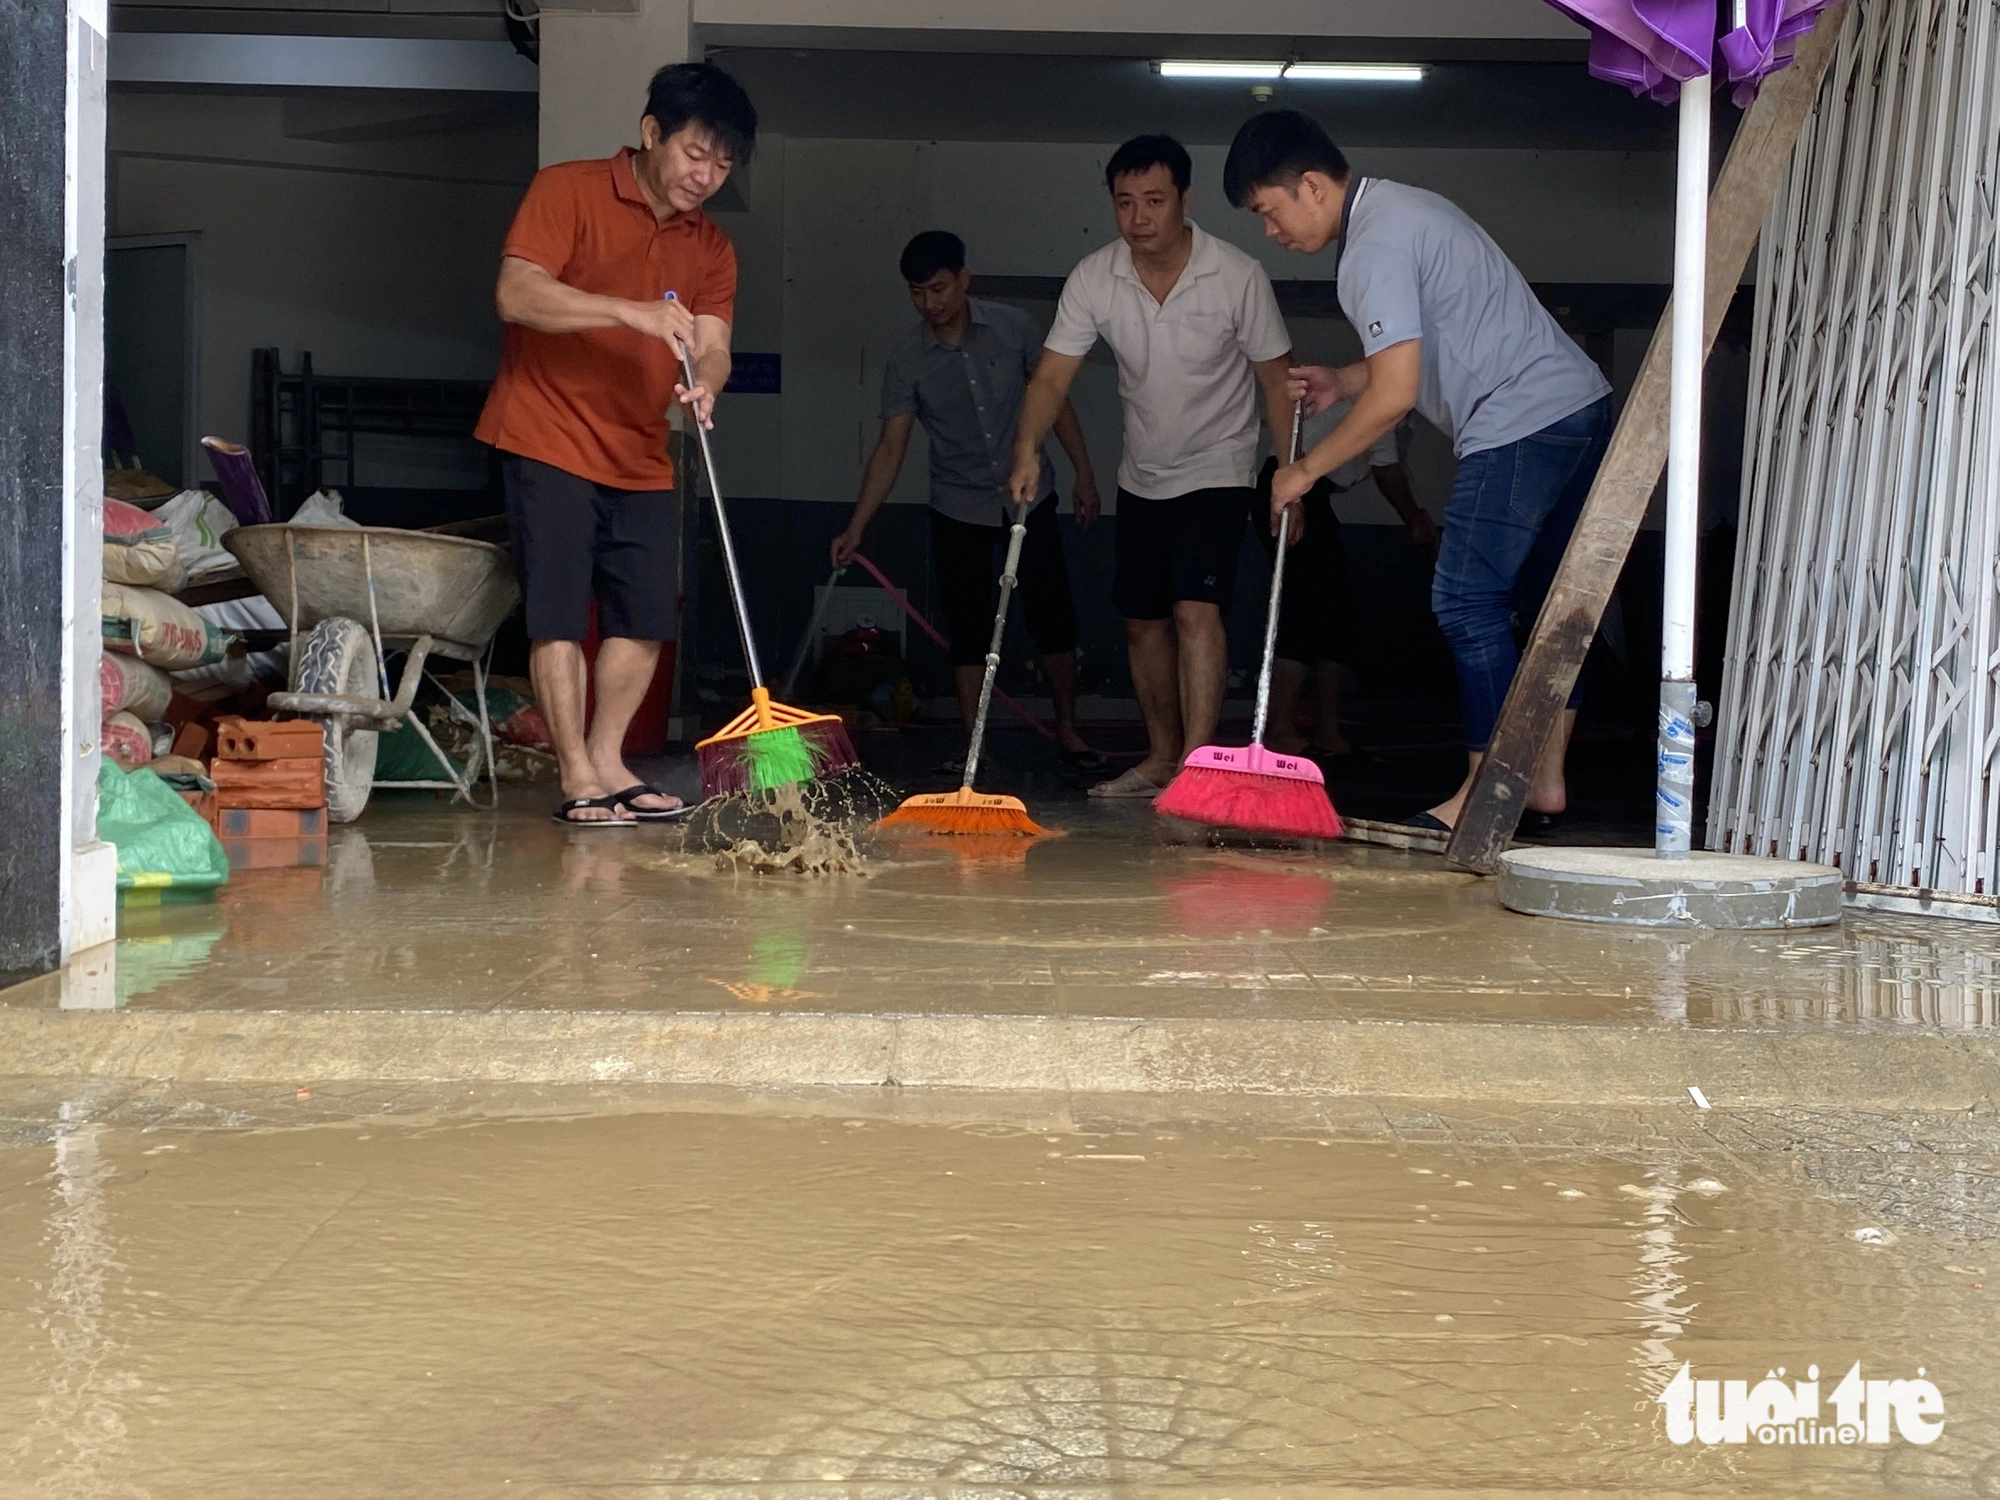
1153;743;1344;841
1180;744;1324;784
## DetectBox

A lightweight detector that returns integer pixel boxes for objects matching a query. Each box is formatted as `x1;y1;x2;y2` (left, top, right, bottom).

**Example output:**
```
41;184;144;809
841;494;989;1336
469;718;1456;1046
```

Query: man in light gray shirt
1225;109;1613;833
1011;134;1294;798
834;231;1104;769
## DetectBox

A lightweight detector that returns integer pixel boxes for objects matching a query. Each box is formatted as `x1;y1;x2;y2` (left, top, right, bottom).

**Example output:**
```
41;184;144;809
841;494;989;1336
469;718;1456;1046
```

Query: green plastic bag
98;761;229;894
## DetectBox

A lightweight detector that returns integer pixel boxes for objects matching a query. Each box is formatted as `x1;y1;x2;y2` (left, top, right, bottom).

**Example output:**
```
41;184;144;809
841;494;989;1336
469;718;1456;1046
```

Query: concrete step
3;1004;1996;1112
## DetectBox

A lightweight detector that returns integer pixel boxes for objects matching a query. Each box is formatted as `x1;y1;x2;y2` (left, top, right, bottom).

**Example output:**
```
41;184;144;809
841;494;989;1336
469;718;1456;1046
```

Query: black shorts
501;454;679;642
1112;484;1251;620
1250;456;1355;666
930;498;1079;667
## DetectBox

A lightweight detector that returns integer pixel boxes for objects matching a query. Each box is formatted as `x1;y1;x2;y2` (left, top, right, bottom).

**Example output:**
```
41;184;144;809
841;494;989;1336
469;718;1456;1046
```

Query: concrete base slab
1498;846;1843;929
12;801;1995;1112
0;1006;1995;1112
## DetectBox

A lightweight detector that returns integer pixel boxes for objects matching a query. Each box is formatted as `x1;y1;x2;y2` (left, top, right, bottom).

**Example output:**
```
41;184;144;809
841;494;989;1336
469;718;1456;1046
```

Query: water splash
678;768;902;877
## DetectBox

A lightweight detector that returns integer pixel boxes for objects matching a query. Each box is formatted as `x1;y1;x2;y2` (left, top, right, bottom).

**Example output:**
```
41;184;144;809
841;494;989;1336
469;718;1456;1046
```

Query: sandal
1389;810;1452;833
1087;767;1166;800
553;795;636;827
607;783;692;822
1058;746;1112;774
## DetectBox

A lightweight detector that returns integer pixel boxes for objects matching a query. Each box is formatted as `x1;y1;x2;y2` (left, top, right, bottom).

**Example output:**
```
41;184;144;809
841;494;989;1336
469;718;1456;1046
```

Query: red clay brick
215;716;325;762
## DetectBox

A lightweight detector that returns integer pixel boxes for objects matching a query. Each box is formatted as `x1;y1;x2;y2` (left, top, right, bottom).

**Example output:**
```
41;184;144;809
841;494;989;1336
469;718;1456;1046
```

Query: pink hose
847;552;1059;743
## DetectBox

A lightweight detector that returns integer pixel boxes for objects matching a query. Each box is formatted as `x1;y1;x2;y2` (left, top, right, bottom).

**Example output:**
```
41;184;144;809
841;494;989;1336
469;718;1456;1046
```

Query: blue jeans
1431;396;1613;750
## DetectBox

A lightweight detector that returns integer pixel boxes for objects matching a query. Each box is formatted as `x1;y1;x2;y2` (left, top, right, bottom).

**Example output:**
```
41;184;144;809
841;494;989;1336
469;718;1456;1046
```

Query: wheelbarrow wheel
293;617;380;824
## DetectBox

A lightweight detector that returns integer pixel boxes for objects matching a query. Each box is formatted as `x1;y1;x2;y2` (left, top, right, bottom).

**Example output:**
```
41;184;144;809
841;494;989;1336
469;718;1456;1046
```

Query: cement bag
154;488;239;582
102;497;188;590
97;760;228;893
102;581;233;670
290;489;359;528
103;710;155;771
174;593;287;692
100;653;173;721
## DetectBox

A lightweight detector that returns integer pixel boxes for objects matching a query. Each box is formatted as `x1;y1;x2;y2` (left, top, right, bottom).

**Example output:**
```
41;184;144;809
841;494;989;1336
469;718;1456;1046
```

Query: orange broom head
696;686;849;749
1154;743;1344;840
943;833;1048;868
876;785;1051;837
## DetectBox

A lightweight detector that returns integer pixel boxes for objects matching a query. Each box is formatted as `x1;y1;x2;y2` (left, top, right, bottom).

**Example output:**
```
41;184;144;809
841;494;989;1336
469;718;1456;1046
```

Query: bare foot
1526;781;1568;816
1311;724;1353;756
1424;783;1565;830
1265;730;1310;755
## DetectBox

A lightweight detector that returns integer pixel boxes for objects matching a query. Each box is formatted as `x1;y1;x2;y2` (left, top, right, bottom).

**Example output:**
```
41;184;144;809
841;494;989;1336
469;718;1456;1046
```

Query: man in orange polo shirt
475;62;755;825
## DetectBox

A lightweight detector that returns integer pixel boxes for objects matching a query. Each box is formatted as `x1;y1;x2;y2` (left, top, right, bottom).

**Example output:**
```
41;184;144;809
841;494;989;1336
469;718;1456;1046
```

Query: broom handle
962;504;1028;791
676;328;766;689
781;566;844;699
1251;403;1306;748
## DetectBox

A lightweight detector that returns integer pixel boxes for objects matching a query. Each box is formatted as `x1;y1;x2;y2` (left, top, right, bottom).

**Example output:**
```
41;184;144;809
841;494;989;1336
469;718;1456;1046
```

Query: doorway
105;231;200;487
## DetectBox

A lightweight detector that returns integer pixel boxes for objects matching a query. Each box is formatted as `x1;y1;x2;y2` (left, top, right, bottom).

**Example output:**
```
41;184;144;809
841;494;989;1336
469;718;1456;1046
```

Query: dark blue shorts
1112;484;1251;620
930;497;1079;667
501;454;679;642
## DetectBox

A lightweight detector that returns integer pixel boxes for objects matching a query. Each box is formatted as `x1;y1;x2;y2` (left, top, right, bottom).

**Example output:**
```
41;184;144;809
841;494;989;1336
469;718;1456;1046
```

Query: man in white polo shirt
1225;109;1613;833
1010;134;1294;798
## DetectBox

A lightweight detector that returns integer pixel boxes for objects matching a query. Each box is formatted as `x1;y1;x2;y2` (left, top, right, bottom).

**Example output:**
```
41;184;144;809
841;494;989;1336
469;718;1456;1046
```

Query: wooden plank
1445;3;1855;875
1341;816;1449;855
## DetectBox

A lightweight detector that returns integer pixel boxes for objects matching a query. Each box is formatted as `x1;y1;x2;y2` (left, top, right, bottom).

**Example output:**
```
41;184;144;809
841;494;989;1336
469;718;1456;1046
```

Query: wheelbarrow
223;524;521;822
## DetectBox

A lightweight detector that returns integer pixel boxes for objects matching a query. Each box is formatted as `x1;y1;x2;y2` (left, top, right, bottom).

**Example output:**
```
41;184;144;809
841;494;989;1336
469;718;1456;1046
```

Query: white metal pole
1657;74;1710;858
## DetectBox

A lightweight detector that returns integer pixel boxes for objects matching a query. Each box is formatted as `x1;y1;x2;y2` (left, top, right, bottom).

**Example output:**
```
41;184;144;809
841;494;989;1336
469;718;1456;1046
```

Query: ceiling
712;48;1720;152
106;0;1731;156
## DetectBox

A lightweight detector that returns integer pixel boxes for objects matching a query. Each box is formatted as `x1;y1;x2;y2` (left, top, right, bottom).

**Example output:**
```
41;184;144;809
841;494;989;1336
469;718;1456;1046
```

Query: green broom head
697;689;859;800
740;722;820;794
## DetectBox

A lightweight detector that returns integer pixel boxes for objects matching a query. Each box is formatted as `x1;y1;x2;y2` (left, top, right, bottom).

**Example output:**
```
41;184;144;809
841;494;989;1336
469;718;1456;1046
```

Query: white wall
104;94;1677;520
776;137;1676;522
109;91;532;485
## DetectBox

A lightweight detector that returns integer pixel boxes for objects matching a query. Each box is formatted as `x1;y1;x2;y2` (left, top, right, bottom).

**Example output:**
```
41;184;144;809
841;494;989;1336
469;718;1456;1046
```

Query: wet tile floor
8;793;2000;1032
0;1093;1992;1498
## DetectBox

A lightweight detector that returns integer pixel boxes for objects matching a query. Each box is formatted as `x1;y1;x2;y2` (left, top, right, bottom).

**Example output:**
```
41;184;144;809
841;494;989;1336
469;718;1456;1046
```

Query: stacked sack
208;716;328;870
100;498;234;768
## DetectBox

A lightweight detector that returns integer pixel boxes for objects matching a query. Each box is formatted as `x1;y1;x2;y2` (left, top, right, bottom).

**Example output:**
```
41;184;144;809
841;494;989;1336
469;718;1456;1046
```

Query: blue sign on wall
724;353;781;395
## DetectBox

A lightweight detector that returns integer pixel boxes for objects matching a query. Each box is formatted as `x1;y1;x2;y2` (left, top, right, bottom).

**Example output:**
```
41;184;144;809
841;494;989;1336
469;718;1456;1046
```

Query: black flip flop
1519;810;1565;836
553;795;636;827
1058;746;1112;774
1389;810;1453;833
607;783;693;822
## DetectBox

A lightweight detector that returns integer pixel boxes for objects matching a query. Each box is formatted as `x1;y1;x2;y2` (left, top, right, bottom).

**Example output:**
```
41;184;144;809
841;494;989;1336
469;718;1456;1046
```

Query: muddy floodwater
0;1103;1991;1497
14;798;2000;1032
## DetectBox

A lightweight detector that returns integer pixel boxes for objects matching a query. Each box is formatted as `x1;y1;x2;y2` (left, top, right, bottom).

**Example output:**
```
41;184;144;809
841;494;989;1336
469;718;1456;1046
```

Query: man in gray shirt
833;231;1105;769
1225;110;1614;833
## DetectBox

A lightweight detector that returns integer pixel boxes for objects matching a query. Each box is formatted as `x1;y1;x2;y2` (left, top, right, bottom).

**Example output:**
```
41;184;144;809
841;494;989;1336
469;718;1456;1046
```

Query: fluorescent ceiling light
1283;62;1427;83
1155;59;1428;84
1157;60;1286;80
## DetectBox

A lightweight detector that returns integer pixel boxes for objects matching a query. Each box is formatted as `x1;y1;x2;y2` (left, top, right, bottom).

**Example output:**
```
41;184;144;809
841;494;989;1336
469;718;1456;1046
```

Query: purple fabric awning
1544;0;1838;105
